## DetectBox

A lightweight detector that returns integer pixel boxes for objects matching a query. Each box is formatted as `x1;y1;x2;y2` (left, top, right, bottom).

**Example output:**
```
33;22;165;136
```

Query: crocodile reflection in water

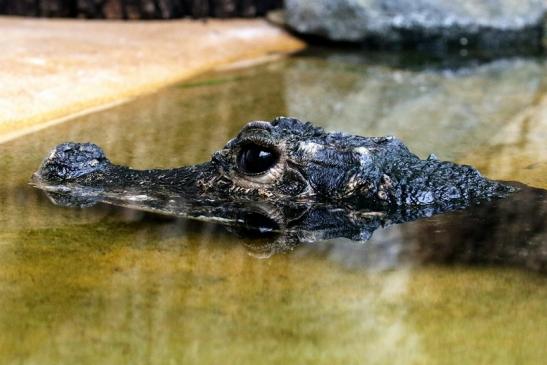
35;182;547;272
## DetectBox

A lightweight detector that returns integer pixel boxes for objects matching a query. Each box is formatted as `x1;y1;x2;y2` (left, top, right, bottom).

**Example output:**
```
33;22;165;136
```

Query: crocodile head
33;117;513;209
203;117;407;204
201;117;512;206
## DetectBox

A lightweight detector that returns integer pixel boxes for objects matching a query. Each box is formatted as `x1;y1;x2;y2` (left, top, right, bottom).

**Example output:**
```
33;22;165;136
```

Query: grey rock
284;0;545;48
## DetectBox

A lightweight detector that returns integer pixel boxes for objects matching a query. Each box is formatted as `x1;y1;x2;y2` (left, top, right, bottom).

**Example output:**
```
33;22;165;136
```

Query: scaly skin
33;117;514;210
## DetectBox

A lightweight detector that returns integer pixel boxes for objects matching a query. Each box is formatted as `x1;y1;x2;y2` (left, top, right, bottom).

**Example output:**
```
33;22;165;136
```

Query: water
0;49;546;364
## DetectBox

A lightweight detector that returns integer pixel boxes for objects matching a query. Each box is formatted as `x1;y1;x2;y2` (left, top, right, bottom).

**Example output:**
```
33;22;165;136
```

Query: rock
284;0;546;49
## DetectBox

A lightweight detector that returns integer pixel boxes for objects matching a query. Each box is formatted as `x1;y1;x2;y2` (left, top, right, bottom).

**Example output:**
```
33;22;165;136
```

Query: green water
0;50;546;364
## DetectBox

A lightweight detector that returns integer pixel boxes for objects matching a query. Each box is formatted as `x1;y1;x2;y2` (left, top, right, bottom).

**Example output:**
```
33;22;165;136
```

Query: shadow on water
298;45;545;72
293;42;545;71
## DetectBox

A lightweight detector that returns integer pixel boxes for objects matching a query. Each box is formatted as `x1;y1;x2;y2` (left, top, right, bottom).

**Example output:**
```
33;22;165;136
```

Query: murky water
0;49;546;364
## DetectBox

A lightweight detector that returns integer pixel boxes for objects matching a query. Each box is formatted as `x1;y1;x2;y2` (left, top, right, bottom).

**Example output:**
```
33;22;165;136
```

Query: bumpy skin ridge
33;117;514;210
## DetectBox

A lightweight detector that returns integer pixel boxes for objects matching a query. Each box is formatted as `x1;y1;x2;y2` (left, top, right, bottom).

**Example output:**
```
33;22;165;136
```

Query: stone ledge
0;17;305;143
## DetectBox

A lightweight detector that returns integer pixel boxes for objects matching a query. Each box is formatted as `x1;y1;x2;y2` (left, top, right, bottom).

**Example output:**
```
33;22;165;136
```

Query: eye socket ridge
236;142;280;176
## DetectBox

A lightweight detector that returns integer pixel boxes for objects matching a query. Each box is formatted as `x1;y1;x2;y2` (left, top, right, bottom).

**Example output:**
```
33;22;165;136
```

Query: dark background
0;0;283;19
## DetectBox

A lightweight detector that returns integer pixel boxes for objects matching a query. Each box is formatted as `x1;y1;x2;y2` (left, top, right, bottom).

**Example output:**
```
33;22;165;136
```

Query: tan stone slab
0;17;305;143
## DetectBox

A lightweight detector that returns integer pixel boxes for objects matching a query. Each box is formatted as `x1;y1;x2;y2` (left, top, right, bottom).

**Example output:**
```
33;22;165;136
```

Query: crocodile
31;117;545;270
33;116;514;210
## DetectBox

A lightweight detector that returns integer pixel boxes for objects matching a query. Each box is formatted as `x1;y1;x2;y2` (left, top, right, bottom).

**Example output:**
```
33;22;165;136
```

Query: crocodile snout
35;143;109;183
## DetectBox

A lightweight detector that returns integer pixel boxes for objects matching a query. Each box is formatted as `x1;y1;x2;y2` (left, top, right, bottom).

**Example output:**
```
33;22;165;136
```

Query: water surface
0;49;546;365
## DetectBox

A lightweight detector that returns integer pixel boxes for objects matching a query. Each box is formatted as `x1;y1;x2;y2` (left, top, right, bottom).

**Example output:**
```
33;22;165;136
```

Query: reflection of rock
285;0;545;49
284;55;545;160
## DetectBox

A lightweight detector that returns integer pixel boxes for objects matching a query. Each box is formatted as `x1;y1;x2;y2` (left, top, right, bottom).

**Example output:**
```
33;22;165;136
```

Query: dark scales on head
31;116;526;251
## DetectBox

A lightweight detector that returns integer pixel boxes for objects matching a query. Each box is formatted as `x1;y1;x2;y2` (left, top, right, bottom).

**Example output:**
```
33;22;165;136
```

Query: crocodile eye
237;143;279;175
